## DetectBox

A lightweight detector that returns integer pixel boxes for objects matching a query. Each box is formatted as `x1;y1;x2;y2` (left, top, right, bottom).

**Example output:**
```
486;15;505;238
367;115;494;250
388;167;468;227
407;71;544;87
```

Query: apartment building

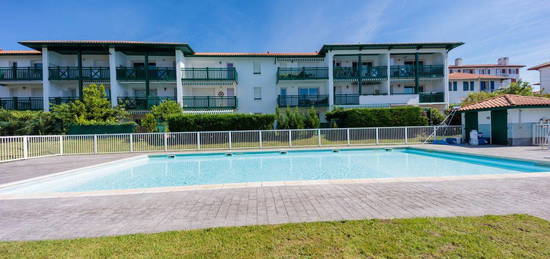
447;73;507;104
528;61;550;94
449;57;524;89
0;41;463;115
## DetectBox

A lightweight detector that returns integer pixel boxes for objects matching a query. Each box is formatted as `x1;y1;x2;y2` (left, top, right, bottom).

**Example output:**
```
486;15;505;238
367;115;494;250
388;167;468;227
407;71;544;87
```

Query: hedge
167;114;275;132
325;106;428;128
67;122;137;135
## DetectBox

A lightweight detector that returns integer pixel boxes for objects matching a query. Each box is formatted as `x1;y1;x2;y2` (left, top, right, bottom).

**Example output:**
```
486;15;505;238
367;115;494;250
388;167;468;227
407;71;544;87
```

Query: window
253;62;261;74
490;81;495;92
253;87;262;100
453;82;458;91
404;86;415;94
515;69;519;74
298;88;319;95
501;69;506;74
280;88;287;96
448;82;452;91
480;81;486;91
463;81;469;91
469;81;474;91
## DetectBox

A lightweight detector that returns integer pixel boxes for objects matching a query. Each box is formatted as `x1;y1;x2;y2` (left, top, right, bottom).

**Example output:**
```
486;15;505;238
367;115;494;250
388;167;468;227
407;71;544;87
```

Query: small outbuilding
459;94;550;145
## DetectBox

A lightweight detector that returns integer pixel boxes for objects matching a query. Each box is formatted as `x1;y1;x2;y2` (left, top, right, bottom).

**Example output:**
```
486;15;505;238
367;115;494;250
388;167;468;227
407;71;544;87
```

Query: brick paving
1;145;550;241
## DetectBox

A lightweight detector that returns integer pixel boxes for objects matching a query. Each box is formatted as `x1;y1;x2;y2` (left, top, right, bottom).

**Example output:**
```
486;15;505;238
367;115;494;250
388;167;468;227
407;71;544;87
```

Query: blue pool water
2;148;549;194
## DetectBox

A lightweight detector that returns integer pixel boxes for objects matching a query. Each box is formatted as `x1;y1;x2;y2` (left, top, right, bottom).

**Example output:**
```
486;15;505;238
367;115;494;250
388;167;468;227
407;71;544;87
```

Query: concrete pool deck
1;145;550;241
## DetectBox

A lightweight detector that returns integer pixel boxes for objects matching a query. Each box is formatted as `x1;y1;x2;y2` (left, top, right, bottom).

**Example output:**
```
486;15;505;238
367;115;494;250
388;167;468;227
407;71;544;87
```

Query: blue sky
2;0;549;83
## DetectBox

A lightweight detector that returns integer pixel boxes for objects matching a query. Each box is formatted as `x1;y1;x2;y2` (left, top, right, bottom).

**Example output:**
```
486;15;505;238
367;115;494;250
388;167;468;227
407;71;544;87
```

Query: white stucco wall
539;67;550;94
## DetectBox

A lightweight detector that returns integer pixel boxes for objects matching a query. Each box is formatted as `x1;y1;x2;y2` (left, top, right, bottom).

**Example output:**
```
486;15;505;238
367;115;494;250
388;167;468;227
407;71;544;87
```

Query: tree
460;92;497;106
150;100;183;121
51;84;127;130
495;80;533;95
304;107;320;128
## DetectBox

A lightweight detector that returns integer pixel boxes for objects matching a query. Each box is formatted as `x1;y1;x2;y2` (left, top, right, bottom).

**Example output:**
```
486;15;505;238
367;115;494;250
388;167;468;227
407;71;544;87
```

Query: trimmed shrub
0;110;63;136
67;122;137;135
167;114;275;132
425;107;445;125
325;106;428;128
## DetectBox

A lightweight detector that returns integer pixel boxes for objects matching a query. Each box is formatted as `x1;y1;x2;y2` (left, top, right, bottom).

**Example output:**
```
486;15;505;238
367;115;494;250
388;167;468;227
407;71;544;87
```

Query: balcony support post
386;53;391;96
175;50;185;106
358;55;362;95
327;53;334;108
414;52;419;94
41;47;50;111
108;47;120;107
78;50;83;99
144;51;150;108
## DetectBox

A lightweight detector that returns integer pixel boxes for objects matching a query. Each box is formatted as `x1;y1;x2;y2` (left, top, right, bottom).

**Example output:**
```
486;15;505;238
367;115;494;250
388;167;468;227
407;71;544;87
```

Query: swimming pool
1;148;549;195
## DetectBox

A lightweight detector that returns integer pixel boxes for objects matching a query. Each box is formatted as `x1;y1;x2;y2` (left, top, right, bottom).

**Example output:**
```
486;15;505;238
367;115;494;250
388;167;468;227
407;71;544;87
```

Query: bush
167;114;275;132
425;108;445;125
325;106;428;128
67;122;137;135
140;113;158;132
150;101;183;122
0;110;63;136
275;106;320;129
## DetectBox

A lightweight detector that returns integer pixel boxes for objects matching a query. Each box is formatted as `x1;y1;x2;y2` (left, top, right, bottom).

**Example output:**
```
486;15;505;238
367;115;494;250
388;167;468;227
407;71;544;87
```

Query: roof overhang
18;41;194;56
319;42;464;54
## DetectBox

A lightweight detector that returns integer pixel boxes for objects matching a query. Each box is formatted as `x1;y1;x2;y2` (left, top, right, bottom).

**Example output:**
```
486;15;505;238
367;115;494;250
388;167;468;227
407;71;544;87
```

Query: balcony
49;97;80;106
419;92;444;103
116;67;176;81
277;95;329;107
181;68;237;81
0;97;43;110
182;96;237;109
277;67;328;81
390;65;444;79
334;66;387;80
49;67;110;80
117;96;176;110
0;67;42;81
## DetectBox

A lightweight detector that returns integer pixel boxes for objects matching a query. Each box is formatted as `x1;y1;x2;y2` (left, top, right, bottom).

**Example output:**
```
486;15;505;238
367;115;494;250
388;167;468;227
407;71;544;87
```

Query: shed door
491;110;508;145
464;112;478;142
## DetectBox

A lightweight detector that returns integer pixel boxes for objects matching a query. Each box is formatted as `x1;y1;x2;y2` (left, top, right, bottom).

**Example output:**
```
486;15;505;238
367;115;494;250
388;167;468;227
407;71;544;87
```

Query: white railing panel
320;129;348;146
0;136;24;162
261;130;290;148
349;128;377;145
533;124;550;146
27;136;61;158
290;129;319;147
62;135;95;155
166;132;199;151
133;133;165;152
96;134;131;153
231;131;261;149
200;132;230;150
378;127;406;145
407;126;433;144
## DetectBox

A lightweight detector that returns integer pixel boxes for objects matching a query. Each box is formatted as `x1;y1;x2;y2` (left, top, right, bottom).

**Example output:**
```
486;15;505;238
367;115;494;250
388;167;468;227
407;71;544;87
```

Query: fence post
128;134;133;152
59;136;63;155
197;132;201;150
375;128;379;145
23;136;28;159
259;131;263;148
404;127;408;144
346;128;351;145
317;129;322;146
289;130;292;147
434;126;437;143
228;131;232;149
93;135;98;154
164;133;168;151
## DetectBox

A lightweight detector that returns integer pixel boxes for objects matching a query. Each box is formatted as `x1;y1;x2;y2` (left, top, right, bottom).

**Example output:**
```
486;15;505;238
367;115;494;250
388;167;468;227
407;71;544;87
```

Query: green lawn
1;215;549;258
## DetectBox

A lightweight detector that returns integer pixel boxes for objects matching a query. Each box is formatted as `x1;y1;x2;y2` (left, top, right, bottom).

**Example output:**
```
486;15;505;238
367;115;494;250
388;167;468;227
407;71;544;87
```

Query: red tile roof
0;50;41;55
192;52;320;57
459;94;550;111
449;72;507;80
449;64;525;68
528;61;550;70
19;40;187;45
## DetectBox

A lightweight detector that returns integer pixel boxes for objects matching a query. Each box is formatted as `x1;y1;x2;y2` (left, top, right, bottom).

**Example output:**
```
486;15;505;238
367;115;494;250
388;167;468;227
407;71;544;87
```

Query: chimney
497;57;502;65
502;57;509;65
454;58;463;66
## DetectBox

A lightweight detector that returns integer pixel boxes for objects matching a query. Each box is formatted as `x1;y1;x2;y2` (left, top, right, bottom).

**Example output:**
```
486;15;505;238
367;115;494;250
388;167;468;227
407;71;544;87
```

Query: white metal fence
533;124;550;147
0;126;462;163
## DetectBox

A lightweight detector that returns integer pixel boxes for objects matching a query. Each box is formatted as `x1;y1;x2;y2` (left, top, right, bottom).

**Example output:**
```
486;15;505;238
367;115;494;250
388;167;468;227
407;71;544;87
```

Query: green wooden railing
116;67;176;81
0;67;42;81
419;92;445;103
277;95;329;107
181;68;237;81
117;96;176;110
334;66;387;80
0;97;43;110
277;67;328;81
48;67;110;80
389;65;444;78
182;96;237;109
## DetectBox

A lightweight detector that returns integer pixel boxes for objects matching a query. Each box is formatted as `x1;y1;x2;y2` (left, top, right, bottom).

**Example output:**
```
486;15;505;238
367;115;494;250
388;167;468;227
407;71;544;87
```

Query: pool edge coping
1;145;550;200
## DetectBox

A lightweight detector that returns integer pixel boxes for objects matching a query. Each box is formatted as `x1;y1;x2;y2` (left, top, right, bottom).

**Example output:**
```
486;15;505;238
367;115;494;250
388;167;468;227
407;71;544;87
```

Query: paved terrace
1;145;550;241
